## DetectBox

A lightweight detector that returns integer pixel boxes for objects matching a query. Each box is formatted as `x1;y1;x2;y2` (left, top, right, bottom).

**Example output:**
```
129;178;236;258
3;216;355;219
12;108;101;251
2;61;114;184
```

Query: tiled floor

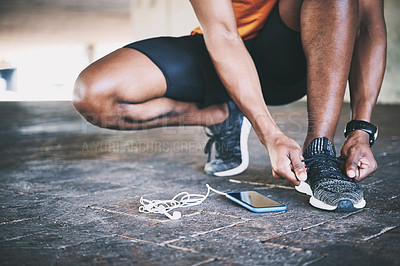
0;101;399;265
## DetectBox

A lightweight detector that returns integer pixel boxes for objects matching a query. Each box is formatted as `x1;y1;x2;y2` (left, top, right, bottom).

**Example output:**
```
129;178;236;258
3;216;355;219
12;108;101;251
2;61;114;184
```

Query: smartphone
226;191;286;213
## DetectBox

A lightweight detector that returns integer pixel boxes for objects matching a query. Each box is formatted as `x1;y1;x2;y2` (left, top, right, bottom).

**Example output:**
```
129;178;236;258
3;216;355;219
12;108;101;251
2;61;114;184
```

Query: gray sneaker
203;101;252;177
295;137;366;211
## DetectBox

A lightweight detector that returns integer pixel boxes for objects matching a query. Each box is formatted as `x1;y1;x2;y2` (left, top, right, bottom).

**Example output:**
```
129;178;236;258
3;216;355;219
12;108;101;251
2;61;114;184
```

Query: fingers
357;157;377;181
272;150;306;186
345;147;377;181
272;166;299;186
291;153;307;182
345;150;360;179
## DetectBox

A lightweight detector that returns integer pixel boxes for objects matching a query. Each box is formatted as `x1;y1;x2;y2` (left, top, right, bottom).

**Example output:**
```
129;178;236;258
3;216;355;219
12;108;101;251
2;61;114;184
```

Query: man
73;0;386;211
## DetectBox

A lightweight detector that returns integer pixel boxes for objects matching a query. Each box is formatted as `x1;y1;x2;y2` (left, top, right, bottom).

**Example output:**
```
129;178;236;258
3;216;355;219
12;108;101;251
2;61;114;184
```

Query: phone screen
227;191;284;208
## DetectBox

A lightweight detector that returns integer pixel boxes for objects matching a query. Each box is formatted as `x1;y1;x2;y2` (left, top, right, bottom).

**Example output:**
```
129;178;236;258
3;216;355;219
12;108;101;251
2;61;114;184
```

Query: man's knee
72;68;113;127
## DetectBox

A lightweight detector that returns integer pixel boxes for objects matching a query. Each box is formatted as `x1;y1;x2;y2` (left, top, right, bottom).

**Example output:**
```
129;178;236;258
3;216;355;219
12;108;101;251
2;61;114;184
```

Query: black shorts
124;5;307;108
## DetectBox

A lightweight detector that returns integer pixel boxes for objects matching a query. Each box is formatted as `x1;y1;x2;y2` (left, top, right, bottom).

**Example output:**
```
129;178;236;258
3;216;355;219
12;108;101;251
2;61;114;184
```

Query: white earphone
158;206;182;220
139;184;226;220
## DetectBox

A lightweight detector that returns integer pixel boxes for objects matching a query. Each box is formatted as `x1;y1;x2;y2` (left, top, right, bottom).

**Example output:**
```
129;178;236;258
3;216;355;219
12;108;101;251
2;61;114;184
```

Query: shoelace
303;154;345;177
204;129;216;162
203;127;241;162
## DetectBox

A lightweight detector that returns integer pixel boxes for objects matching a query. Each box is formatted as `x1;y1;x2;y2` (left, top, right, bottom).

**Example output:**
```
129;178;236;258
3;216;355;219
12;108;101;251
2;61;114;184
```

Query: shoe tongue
304;137;335;158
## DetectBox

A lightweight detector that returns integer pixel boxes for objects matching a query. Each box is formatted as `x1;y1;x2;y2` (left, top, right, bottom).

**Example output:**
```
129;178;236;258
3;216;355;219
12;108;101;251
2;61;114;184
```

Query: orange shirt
192;0;278;40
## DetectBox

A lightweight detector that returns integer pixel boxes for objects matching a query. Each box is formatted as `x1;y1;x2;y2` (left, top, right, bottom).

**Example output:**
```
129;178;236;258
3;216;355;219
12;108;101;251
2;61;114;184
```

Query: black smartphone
226;191;286;213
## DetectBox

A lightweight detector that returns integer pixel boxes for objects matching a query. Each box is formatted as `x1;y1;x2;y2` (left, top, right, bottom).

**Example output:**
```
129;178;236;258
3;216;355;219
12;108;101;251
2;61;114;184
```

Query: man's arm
189;0;307;185
341;0;387;181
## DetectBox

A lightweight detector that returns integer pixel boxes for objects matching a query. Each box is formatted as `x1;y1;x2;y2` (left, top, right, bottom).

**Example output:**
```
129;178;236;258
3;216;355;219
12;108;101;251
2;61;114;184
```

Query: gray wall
381;0;400;104
130;0;199;40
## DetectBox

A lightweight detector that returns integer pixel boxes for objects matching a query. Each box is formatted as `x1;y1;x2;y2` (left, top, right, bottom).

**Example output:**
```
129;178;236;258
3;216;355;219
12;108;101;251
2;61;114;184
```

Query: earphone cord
139;184;227;215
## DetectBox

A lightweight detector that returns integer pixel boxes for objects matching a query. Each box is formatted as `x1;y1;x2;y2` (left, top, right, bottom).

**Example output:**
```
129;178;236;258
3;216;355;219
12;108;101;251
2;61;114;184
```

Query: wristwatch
344;120;378;147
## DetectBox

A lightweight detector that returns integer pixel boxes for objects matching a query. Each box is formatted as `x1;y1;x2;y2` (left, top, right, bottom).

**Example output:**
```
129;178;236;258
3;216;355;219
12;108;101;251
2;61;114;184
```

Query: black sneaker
203;101;252;176
295;137;366;211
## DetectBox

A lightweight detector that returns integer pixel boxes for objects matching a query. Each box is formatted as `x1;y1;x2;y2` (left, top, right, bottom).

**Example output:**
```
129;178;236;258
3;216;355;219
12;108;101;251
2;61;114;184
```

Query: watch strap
344;120;377;147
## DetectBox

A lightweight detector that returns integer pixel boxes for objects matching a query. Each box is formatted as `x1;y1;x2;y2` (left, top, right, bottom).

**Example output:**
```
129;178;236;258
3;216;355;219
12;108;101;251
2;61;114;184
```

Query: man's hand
266;134;307;186
340;130;378;182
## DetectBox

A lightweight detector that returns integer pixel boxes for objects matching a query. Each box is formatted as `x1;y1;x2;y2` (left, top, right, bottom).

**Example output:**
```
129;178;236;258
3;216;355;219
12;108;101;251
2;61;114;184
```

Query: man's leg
280;0;368;211
300;0;359;149
340;0;385;181
279;0;358;148
73;48;228;130
73;40;252;177
280;0;384;181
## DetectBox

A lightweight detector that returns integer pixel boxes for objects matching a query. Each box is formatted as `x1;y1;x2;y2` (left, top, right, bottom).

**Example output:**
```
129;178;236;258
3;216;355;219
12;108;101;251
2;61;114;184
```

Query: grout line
162;237;186;246
301;256;326;266
364;179;384;187
263;241;311;253
188;221;249;239
261;209;364;242
89;204;249;224
87;205;166;223
0;231;42;241
116;234;162;245
56;236;110;250
191;257;220;266
229;179;294;190
0;188;25;195
161;220;249;246
69;186;132;198
165;244;198;253
201;210;247;220
0;216;39;226
115;234;199;253
362;226;398;241
184;211;203;217
384;160;400;167
388;194;400;200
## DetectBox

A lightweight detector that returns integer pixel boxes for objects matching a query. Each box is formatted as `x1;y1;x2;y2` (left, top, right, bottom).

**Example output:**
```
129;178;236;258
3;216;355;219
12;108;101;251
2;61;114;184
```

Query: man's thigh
250;3;307;105
124;35;230;107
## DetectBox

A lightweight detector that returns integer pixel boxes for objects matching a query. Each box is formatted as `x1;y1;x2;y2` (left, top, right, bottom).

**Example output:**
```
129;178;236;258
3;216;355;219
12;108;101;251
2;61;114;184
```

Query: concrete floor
0;101;399;265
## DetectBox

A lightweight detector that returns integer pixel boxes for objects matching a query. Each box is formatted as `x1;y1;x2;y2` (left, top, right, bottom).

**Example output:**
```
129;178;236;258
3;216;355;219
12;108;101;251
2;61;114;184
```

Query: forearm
189;0;284;147
189;0;306;183
204;32;283;145
349;24;387;122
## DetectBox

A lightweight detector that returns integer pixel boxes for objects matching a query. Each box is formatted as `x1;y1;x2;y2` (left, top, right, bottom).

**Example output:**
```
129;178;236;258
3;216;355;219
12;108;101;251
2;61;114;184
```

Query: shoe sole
295;181;366;211
213;117;252;177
